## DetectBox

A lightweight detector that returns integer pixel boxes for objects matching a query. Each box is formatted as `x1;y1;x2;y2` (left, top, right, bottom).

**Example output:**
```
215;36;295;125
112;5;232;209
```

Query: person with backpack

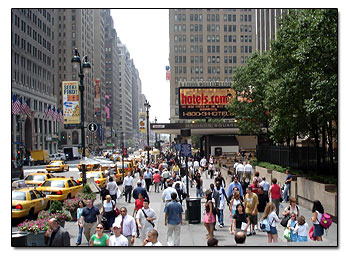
262;202;280;243
311;200;326;241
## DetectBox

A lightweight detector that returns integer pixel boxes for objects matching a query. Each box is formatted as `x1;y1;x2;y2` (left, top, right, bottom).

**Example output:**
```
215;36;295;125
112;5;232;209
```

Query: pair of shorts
313;224;324;237
267;226;277;235
248;214;258;225
297;235;308;242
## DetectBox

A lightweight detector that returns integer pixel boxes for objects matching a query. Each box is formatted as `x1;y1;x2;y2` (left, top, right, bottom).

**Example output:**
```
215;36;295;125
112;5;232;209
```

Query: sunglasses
96;227;104;230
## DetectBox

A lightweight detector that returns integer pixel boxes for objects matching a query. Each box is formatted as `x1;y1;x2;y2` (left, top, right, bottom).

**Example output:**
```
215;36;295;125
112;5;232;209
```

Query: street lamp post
71;48;91;185
144;100;151;166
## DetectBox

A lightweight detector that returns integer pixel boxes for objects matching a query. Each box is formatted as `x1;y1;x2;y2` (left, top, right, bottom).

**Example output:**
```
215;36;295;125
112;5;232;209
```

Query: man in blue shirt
144;168;153;192
227;176;243;199
133;181;149;200
164;192;184;246
283;169;293;202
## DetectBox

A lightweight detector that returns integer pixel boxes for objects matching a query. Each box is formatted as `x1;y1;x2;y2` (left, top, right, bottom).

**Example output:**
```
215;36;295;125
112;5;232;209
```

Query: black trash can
12;232;29;247
186;197;201;224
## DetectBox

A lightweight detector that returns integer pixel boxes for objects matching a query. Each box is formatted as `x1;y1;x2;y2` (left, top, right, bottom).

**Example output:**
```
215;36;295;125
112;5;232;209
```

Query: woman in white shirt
294;215;309;242
229;190;242;224
101;195;117;230
311;200;325;241
262;202;280;243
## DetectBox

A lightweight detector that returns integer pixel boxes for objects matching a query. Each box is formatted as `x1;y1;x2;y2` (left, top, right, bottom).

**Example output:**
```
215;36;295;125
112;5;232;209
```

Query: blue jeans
216;209;224;226
77;225;83;244
283;183;290;201
196;188;203;198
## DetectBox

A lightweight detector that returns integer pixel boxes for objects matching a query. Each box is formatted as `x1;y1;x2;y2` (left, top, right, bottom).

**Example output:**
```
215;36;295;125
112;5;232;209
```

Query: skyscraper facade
11;9;59;158
169;9;256;123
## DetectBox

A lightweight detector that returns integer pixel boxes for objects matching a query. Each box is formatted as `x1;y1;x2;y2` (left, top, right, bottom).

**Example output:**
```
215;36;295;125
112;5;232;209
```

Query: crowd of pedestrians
41;149;330;247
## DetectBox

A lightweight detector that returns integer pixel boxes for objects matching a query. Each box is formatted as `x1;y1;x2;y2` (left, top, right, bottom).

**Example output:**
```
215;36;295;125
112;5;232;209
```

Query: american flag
59;110;64;124
22;99;31;116
47;105;53;119
52;106;57;120
11;95;21;115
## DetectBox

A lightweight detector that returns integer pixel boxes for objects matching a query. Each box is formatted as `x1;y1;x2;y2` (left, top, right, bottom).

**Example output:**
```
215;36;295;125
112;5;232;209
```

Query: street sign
174;143;181;151
88;122;98;133
181;144;192;157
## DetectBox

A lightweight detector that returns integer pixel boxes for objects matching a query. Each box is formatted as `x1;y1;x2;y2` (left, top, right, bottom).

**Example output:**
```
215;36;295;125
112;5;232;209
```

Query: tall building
11;9;59;158
56;9;96;149
103;9;121;148
131;62;141;147
255;9;286;54
93;9;107;148
117;39;133;147
169;9;256;123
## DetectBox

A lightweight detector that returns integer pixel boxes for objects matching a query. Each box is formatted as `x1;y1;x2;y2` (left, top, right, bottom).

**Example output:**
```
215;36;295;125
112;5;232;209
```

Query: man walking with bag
136;198;157;242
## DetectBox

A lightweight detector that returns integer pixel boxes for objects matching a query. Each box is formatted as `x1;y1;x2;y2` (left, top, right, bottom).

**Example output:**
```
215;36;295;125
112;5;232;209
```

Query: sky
111;9;170;123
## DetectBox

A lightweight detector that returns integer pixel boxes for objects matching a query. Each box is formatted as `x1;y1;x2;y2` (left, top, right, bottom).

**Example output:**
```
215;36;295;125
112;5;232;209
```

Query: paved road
15;164;337;247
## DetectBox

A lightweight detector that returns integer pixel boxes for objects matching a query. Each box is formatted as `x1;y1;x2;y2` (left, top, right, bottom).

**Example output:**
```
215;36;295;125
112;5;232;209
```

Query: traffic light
62;134;65;140
17;149;21;155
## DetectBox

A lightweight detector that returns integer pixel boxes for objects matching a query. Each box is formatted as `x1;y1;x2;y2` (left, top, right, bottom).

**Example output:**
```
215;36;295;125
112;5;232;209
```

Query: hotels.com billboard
179;87;235;119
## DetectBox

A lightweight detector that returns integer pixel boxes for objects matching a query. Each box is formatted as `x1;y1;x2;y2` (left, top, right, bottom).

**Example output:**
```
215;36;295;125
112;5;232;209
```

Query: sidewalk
62;170;337;247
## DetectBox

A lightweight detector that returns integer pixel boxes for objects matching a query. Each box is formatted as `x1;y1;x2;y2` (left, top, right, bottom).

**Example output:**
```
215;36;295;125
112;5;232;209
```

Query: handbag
241;222;250;235
280;215;290;227
283;228;291;240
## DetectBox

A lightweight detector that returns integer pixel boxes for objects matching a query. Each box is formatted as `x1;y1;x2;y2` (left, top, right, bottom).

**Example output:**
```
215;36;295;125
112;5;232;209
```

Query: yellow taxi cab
77;171;107;187
12;187;51;219
46;160;69;173
36;177;82;201
24;171;55;187
112;168;124;184
116;161;134;176
77;163;101;172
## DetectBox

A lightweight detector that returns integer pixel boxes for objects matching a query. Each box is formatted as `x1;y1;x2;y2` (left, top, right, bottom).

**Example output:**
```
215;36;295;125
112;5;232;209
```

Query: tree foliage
228;9;337;151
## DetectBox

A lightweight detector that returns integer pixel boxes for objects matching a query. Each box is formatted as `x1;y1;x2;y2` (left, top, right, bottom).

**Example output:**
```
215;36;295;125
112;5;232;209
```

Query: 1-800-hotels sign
179;87;235;119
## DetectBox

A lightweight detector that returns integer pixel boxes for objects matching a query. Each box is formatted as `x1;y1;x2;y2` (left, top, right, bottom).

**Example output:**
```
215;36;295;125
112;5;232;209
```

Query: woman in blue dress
287;212;298;242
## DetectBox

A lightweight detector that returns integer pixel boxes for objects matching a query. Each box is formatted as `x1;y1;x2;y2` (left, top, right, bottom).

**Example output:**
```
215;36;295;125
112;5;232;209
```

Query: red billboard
179;87;235;119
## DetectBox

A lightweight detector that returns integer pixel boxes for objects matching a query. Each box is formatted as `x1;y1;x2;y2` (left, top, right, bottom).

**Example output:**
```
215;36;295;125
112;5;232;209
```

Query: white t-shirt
136;207;156;236
244;164;253;173
268;211;280;227
200;158;207;167
145;241;163;246
193;161;200;168
123;176;134;186
294;223;309;236
236;164;245;174
106;181;118;195
108;234;129;246
103;200;115;212
312;210;323;225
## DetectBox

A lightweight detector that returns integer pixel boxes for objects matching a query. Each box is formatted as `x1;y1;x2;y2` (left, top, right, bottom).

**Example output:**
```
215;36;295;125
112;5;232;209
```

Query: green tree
228;52;271;137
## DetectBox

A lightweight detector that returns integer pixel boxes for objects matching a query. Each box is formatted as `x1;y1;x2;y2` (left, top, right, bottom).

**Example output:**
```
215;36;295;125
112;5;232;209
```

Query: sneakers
246;233;252;237
219;224;224;228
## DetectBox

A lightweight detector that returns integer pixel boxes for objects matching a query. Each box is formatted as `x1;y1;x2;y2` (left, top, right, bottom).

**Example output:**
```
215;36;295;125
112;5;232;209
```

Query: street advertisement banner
179;87;235;119
139;112;147;133
94;78;101;116
62;81;80;124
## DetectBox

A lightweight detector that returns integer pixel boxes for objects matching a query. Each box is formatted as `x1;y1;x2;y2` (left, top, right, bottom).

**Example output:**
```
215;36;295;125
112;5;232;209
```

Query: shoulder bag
141;208;155;228
280;206;290;227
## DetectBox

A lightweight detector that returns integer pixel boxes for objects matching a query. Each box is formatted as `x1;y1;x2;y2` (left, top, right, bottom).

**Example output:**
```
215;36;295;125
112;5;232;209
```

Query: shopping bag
283;228;291;240
241;222;250;235
309;226;317;241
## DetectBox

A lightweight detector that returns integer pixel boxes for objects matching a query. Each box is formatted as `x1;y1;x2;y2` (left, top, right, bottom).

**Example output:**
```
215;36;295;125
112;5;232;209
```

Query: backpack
318;213;332;229
260;217;275;232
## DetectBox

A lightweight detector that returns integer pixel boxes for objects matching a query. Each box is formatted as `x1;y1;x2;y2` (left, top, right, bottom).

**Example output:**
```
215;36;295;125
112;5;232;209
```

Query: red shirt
270;184;281;199
250;183;259;194
153;173;161;183
135;198;144;211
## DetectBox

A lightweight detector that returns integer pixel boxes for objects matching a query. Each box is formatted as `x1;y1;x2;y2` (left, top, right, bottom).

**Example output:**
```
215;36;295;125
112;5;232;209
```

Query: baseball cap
112;221;121;228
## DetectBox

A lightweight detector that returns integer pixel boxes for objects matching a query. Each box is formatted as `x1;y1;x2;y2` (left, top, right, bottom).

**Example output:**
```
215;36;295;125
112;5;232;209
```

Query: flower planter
26;231;47;246
12;231;29;247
